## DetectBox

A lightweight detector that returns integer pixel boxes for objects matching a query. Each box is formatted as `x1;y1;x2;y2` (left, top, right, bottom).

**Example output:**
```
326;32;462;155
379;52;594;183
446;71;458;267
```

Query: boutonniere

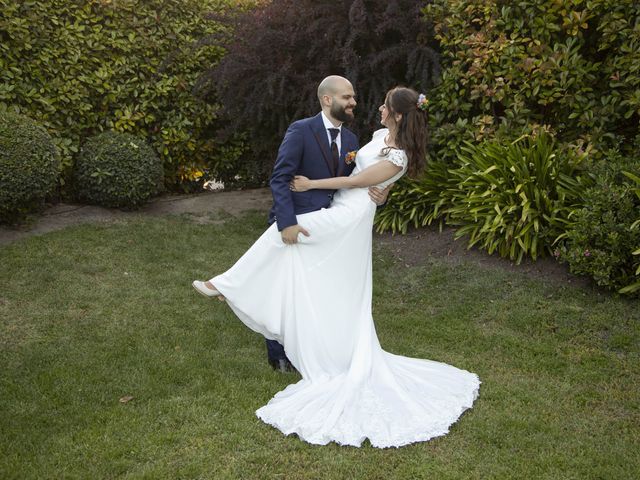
345;150;357;165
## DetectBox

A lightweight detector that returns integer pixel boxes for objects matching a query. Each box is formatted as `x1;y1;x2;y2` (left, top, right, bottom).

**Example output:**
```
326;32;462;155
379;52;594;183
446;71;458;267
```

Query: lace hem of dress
255;374;481;448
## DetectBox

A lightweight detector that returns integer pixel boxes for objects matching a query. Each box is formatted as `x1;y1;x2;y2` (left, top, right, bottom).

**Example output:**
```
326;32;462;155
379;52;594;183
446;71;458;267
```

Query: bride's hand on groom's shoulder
290;176;311;192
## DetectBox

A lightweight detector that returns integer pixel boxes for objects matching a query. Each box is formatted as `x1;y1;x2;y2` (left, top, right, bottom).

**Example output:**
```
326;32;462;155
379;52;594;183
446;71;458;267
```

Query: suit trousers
266;339;287;361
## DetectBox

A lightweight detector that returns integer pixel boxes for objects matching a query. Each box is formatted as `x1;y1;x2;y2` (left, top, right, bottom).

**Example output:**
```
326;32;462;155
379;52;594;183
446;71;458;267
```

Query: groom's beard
331;103;354;123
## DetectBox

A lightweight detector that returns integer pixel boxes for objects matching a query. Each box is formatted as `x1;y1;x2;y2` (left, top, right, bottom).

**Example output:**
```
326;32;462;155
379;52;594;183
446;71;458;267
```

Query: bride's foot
192;280;225;301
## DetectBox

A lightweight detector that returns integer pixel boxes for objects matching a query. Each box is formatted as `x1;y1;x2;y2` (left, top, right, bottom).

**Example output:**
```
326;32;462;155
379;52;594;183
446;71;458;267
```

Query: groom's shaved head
318;75;356;124
317;75;352;102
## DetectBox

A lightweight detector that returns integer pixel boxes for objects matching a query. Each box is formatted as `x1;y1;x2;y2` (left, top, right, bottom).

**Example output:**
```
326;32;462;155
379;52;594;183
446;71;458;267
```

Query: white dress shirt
321;111;342;153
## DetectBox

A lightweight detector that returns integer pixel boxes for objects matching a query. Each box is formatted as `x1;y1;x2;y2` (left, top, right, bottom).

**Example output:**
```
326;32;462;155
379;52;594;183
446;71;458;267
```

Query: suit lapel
337;130;348;176
310;113;336;177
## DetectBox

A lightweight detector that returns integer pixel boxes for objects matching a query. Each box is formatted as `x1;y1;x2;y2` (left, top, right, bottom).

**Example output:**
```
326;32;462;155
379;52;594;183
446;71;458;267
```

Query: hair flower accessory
345;150;357;165
416;93;429;111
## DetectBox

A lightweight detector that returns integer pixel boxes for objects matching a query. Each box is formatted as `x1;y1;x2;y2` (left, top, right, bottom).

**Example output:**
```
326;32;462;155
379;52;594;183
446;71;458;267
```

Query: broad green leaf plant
619;171;640;294
444;132;590;264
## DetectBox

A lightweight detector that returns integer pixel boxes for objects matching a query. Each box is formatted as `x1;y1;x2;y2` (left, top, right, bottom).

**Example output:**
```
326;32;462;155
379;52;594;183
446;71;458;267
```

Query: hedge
0;0;240;189
424;0;640;162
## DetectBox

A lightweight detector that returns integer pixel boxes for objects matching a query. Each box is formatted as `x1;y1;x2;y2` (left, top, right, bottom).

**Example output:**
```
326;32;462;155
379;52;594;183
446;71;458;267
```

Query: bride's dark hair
384;87;428;177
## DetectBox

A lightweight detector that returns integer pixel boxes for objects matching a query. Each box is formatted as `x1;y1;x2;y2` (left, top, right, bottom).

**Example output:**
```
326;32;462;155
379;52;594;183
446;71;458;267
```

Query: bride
193;87;480;448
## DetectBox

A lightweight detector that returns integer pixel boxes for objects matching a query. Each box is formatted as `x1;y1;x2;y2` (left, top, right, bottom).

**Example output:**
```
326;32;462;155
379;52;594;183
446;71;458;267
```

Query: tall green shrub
0;0;234;189
0;111;59;223
424;0;640;162
619;171;640;294
561;154;640;295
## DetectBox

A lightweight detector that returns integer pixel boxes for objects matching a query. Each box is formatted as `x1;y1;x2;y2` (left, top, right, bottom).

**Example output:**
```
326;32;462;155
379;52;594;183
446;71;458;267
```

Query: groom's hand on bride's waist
281;225;310;245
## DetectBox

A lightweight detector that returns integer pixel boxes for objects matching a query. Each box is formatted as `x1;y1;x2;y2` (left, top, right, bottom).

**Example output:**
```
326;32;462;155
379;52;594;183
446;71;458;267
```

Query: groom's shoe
268;358;297;374
192;280;223;298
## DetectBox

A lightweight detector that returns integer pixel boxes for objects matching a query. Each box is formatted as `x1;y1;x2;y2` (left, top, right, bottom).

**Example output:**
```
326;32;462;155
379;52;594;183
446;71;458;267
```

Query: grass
1;211;638;479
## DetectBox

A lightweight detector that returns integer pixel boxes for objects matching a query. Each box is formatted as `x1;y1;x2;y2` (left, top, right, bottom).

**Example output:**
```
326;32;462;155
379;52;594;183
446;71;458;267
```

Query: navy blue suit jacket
268;113;359;231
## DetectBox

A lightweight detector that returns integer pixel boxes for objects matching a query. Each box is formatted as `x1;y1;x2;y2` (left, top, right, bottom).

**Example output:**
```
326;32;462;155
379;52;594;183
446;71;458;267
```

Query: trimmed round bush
75;132;164;209
0;110;59;223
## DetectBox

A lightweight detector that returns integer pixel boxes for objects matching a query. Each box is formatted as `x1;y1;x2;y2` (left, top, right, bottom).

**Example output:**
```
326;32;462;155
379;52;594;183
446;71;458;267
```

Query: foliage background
375;0;640;294
424;0;640;163
0;0;241;190
559;154;640;292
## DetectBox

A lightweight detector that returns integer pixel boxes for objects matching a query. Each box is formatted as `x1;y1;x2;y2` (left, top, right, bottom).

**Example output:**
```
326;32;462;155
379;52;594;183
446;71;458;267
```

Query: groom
266;75;390;372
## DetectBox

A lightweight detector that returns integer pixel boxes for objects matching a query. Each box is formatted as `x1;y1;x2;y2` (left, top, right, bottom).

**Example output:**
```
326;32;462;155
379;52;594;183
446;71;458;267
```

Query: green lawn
1;212;638;479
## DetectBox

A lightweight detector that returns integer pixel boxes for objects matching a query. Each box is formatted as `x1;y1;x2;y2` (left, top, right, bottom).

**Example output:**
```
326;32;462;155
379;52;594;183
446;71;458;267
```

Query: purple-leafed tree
195;0;438;186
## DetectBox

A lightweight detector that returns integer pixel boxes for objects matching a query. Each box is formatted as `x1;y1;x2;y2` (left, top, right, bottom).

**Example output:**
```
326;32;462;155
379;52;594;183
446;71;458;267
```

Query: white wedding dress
210;129;480;448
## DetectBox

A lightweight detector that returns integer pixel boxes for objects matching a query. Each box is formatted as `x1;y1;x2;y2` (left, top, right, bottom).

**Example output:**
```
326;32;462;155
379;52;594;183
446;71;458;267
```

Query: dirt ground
0;188;587;286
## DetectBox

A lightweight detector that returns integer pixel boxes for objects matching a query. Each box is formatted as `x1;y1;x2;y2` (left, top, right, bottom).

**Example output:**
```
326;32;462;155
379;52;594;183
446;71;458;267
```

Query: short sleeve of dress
386;149;407;168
